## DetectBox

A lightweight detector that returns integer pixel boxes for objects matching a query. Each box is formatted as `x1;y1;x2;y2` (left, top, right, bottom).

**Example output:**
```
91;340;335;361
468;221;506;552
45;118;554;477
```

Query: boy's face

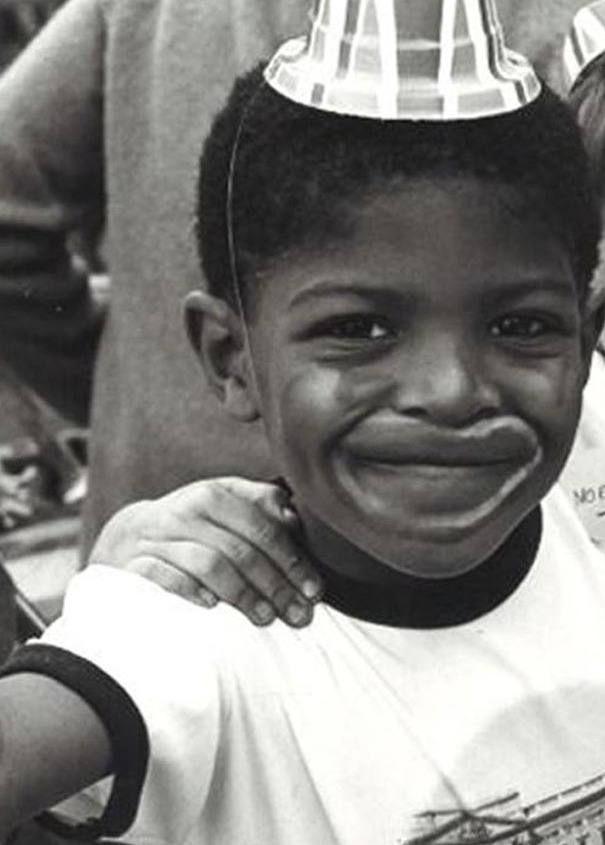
213;178;593;578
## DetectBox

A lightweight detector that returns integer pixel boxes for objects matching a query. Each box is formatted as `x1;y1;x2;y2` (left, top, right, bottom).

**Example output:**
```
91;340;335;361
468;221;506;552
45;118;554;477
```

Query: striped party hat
564;1;605;90
264;0;541;121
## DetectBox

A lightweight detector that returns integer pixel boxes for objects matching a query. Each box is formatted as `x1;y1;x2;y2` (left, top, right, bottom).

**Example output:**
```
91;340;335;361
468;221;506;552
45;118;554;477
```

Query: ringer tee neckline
307;507;542;629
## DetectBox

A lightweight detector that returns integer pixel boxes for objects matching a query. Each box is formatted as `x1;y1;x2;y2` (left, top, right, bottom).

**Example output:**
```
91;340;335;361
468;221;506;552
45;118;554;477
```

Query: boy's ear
184;290;260;422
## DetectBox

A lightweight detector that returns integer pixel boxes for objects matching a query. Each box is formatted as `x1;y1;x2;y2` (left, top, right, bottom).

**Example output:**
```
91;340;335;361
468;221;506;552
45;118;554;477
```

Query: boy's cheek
262;349;584;484
265;362;335;423
502;359;584;465
266;355;418;436
513;357;582;416
262;367;349;476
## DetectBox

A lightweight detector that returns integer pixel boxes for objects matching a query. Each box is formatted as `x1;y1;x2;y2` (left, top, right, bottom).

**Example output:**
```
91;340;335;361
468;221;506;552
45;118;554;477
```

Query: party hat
563;1;605;90
264;0;541;121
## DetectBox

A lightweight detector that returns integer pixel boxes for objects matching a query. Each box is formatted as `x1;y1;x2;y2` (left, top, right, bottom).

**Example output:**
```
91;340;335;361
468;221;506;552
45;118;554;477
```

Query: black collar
306;508;542;629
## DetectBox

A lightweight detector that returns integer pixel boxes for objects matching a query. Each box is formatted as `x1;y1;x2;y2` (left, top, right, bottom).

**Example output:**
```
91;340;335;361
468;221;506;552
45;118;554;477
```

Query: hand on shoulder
90;477;323;628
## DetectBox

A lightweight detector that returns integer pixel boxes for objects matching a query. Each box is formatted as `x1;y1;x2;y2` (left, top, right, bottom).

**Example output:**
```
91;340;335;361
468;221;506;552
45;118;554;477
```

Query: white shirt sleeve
41;565;229;844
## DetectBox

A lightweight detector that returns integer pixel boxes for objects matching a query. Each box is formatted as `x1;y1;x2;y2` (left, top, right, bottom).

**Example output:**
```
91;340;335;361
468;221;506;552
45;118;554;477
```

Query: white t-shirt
42;486;605;845
561;349;605;548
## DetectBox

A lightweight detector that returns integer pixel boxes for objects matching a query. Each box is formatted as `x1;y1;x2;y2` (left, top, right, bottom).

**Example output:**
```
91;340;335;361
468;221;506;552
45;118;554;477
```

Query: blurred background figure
0;1;87;692
0;0;308;565
0;0;92;540
0;457;35;532
0;0;63;71
566;0;605;203
498;0;589;90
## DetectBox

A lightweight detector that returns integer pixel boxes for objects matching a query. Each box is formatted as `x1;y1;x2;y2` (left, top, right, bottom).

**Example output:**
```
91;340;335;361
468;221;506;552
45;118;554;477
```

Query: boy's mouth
344;415;539;467
340;415;543;530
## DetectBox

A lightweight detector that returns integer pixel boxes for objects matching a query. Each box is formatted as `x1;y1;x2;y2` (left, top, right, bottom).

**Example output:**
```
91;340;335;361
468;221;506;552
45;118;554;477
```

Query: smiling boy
212;177;580;579
1;1;605;843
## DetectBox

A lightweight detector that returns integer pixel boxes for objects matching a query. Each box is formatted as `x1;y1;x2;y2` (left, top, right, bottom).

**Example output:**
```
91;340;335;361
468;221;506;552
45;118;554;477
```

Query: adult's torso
86;0;308;552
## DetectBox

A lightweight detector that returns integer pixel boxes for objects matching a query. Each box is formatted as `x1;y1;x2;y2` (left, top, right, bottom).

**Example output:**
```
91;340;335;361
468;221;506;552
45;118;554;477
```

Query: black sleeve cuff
0;643;149;841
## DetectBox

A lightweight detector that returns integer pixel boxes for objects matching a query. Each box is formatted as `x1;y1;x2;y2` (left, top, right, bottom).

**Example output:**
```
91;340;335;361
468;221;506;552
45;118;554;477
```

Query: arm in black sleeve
0;643;149;841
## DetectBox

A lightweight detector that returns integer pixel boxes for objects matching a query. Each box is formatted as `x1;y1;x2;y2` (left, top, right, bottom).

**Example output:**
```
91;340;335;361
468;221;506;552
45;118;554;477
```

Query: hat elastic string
225;83;266;404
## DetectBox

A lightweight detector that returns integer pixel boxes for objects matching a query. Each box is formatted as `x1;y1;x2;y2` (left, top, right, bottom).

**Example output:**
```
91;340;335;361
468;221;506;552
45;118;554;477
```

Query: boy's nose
389;337;501;427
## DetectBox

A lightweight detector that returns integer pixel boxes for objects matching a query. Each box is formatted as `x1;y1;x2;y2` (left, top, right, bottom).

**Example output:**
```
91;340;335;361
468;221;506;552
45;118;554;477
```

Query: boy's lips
343;415;539;468
338;415;543;534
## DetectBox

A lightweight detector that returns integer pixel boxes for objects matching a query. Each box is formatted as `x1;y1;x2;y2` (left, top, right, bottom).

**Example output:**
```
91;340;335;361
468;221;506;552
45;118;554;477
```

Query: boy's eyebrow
485;276;578;302
288;275;577;310
288;280;401;310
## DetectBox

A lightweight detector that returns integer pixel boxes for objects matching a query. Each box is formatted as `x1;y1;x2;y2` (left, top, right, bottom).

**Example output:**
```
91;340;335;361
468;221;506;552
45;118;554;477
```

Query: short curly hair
197;64;601;312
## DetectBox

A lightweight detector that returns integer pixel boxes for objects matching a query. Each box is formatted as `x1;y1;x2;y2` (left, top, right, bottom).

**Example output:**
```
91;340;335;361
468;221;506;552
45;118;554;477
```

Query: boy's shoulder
42;564;332;701
50;563;285;658
38;488;605;703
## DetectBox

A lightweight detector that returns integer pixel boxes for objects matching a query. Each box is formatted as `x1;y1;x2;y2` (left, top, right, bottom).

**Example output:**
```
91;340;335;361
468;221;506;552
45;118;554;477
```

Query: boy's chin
362;526;513;580
324;462;552;579
300;497;534;583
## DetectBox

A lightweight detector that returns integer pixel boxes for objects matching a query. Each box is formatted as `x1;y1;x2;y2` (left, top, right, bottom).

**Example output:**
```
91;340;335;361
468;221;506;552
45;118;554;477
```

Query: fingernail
254;600;275;624
302;579;322;601
198;588;217;608
286;602;310;627
280;503;298;522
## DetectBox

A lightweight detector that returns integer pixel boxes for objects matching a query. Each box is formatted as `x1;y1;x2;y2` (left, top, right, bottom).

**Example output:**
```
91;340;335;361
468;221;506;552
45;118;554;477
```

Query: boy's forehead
255;176;577;310
329;176;571;256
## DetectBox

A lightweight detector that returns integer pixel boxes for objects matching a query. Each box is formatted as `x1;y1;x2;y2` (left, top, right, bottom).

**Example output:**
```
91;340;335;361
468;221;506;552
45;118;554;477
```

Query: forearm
0;672;111;838
1;567;224;841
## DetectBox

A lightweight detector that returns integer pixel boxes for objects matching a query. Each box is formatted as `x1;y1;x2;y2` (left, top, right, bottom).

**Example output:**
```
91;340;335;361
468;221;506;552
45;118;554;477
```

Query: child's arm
0;672;111;838
92;478;323;627
0;564;228;843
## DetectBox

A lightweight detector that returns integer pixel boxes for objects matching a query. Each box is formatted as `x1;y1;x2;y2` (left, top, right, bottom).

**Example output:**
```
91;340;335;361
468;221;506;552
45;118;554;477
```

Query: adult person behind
0;0;590;561
0;0;308;560
0;0;63;71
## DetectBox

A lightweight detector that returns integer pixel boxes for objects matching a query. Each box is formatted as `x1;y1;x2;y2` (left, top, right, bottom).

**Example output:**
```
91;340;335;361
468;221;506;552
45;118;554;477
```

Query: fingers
170;479;323;602
137;524;316;627
115;554;218;608
172;541;281;626
210;478;297;523
125;541;286;626
94;503;314;626
91;479;324;628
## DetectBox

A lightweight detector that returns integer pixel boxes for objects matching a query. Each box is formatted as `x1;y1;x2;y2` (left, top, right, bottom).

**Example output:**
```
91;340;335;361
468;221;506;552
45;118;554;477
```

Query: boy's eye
321;315;393;341
489;313;560;340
